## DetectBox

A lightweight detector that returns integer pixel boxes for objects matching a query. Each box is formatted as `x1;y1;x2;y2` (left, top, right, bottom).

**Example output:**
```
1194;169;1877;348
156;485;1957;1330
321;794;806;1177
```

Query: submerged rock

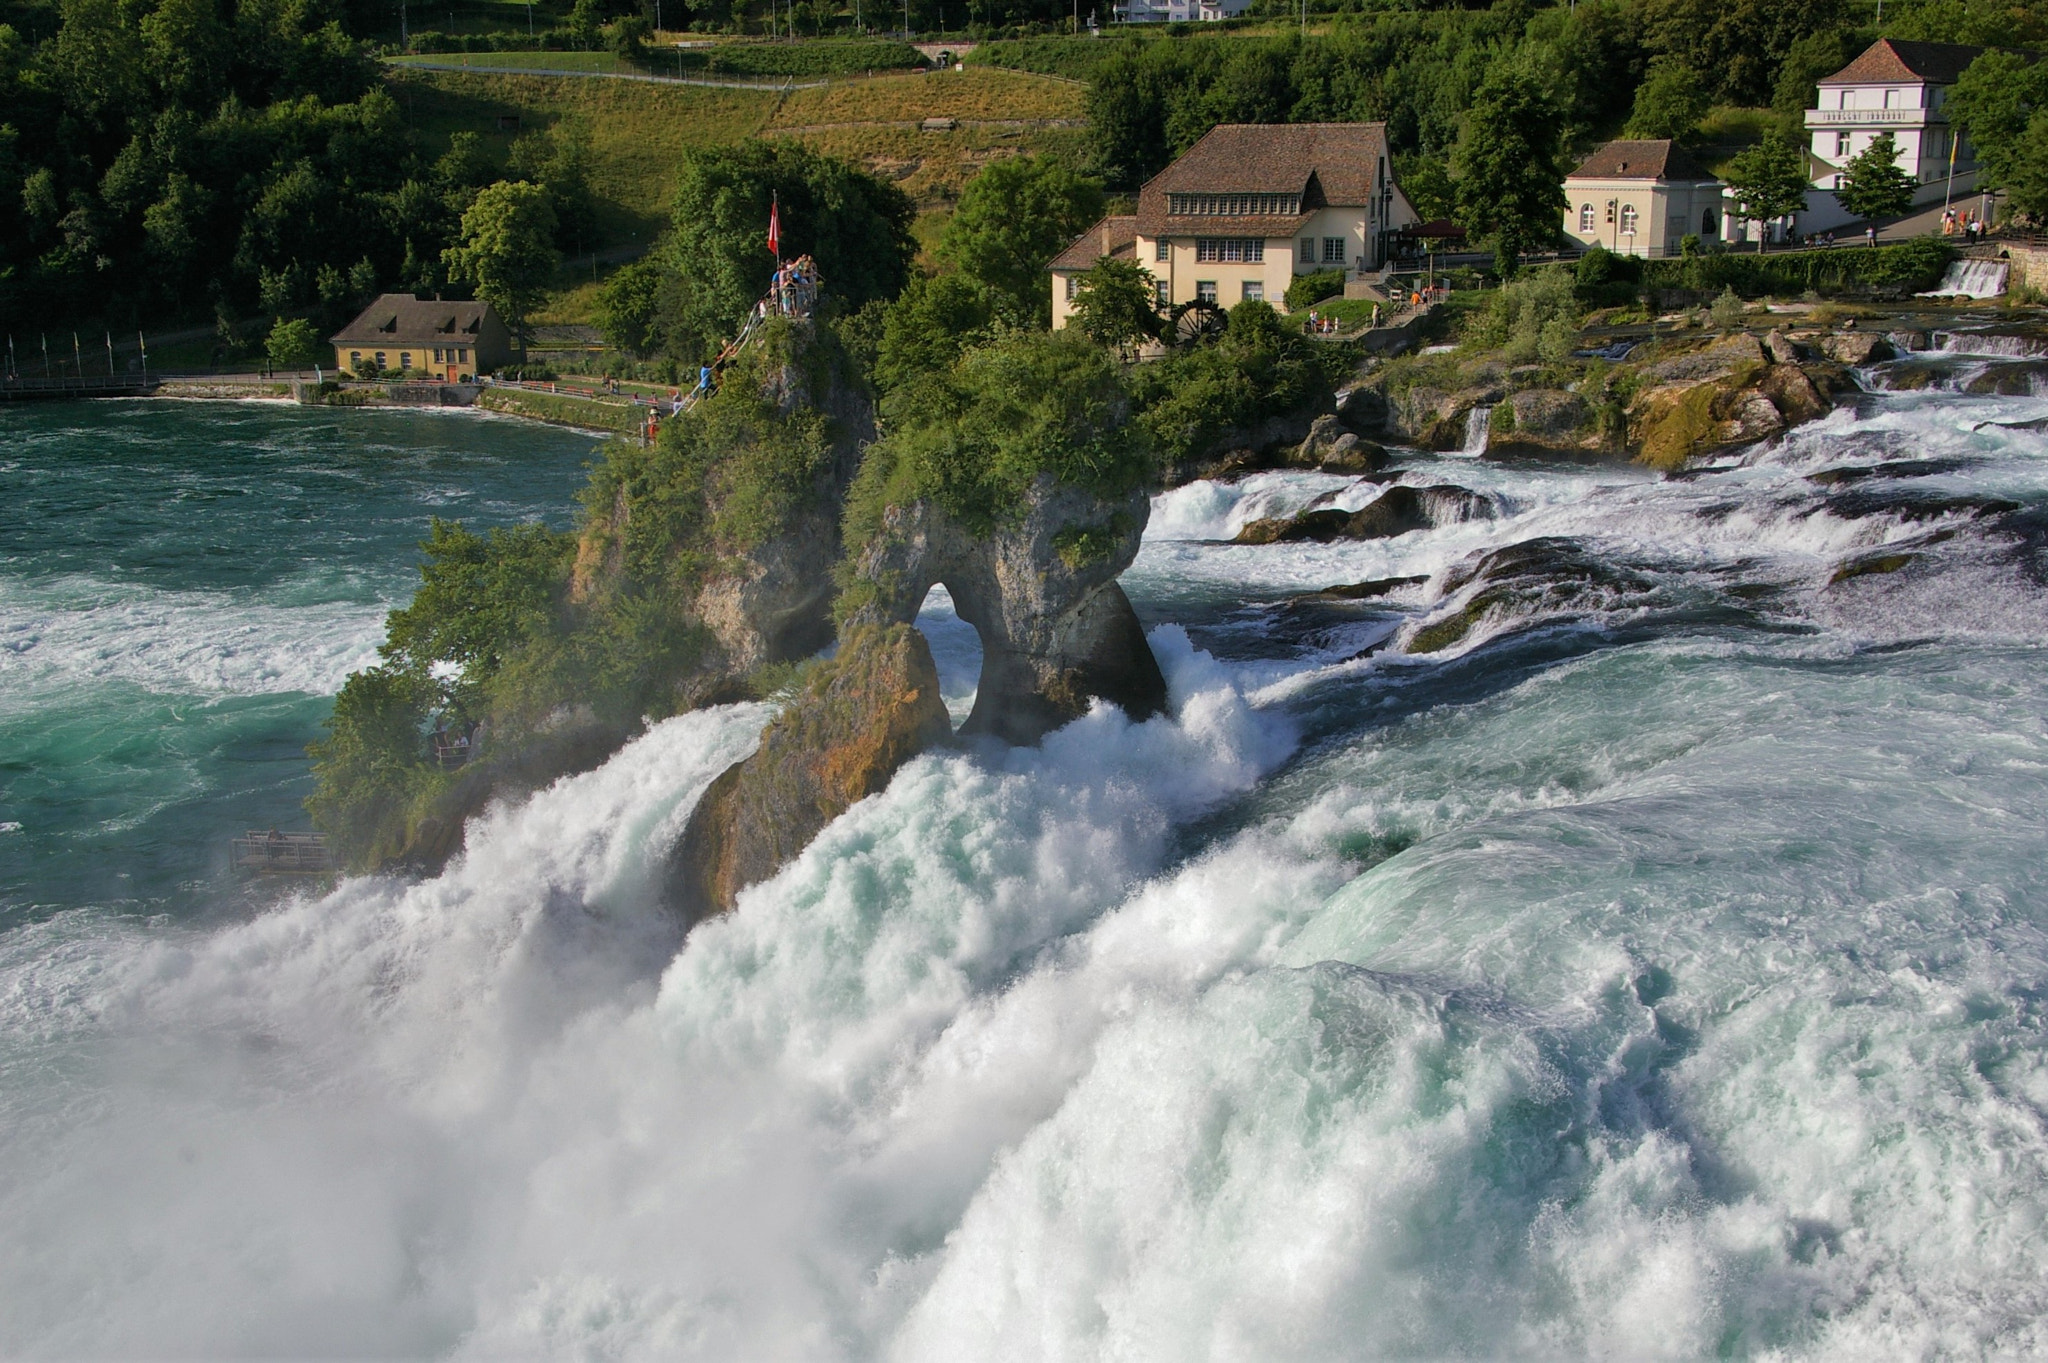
669;624;952;924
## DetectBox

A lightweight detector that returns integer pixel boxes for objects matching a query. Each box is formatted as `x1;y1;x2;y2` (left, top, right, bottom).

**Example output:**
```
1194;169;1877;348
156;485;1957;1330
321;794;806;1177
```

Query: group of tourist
1942;208;1988;242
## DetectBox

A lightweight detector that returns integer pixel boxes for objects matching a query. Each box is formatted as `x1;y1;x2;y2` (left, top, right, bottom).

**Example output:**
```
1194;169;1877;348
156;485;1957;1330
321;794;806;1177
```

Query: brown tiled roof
1819;39;1984;86
330;294;499;345
1134;122;1394;236
1566;139;1716;182
1049;215;1137;271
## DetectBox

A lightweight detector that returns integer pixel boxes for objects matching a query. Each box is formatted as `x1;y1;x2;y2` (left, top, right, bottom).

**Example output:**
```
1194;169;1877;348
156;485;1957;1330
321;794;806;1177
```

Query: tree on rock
1837;132;1915;222
1725;134;1809;252
938;156;1106;329
1070;257;1161;356
444;181;559;362
1454;69;1567;277
1946;50;2048;210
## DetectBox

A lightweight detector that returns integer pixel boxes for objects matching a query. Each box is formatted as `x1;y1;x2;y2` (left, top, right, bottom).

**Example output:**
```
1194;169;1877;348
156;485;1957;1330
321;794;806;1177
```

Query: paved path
388;58;827;90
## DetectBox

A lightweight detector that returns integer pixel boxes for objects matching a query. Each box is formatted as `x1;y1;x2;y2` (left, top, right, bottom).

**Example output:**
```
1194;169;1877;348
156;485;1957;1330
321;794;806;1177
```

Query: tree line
0;0;606;341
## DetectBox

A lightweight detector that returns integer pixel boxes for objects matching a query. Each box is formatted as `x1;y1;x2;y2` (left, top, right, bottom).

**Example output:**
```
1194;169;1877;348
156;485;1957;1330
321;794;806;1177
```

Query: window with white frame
1196;280;1217;303
1241;280;1263;302
1154;279;1169;306
1579;203;1595;231
1065;276;1078;301
1300;237;1314;261
1167;193;1301;216
1322;237;1345;263
1195;238;1263;262
1155;238;1169;261
1836;131;1852;156
1620;204;1638;235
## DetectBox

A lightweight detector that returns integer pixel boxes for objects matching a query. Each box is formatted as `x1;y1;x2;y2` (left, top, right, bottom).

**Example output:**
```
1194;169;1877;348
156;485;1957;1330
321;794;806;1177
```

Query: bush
696;40;925;77
1284;268;1345;311
1637;239;1953;300
844;329;1149;554
1707;286;1746;331
1129;300;1340;471
1471;266;1580;363
1574;246;1642;307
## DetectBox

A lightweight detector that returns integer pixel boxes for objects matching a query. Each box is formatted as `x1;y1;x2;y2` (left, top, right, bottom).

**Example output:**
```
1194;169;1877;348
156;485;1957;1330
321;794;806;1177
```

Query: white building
1562;140;1725;259
1115;0;1247;21
1801;38;1985;228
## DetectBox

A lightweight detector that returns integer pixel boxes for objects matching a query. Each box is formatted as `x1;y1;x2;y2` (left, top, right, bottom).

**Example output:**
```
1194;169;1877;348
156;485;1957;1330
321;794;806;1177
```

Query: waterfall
1917;259;2009;299
1461;405;1492;456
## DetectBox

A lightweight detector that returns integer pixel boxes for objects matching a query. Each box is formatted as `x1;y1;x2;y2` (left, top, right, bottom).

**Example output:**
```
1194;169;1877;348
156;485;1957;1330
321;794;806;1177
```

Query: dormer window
1167;194;1302;217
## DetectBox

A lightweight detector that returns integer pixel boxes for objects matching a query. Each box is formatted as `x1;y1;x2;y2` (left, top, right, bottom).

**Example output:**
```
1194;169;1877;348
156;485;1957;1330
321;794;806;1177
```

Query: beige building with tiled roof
1050;123;1420;330
329;295;511;380
1562;139;1726;259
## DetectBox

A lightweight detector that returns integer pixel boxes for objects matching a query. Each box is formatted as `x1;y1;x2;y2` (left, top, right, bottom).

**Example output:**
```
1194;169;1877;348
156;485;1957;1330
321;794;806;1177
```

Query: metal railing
231;831;335;875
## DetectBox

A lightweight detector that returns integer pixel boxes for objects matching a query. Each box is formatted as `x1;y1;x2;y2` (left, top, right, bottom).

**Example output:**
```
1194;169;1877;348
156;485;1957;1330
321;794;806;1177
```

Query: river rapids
3;338;2048;1357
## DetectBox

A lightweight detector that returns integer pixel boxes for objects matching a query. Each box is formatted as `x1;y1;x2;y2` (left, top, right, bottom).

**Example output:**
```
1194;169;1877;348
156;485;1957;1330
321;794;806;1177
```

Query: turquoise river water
3;347;2048;1359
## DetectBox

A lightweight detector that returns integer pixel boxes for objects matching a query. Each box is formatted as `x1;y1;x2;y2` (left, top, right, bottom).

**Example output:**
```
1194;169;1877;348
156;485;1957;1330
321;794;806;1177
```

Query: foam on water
0;574;388;710
8;375;2048;1357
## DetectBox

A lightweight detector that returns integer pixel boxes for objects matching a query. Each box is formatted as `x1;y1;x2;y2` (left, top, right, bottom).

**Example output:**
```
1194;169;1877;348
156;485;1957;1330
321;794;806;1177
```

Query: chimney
1100;220;1111;257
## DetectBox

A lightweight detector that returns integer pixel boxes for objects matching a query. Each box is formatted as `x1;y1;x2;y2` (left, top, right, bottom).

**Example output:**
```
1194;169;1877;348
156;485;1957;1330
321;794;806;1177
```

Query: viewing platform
231;830;335;875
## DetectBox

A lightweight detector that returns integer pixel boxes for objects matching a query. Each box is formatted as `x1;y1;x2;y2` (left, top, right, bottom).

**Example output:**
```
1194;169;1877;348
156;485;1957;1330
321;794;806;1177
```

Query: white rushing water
1917;258;2009;299
4;372;2048;1357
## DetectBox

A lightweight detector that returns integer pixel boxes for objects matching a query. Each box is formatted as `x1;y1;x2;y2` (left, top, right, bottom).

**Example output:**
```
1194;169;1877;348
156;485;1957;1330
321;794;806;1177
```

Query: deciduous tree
1454;69;1568;277
937;156;1105;329
1069;257;1160;355
1836;131;1916;221
1625;59;1709;141
1724;134;1809;250
444;181;560;359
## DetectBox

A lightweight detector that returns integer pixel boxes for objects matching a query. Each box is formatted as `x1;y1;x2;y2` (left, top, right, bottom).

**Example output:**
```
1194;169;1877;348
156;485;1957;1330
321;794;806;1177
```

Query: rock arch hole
911;582;983;728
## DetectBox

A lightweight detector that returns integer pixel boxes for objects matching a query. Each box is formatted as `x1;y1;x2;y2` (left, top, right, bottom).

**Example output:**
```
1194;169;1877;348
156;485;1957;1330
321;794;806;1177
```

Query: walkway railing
0;374;157;401
231;831;335;875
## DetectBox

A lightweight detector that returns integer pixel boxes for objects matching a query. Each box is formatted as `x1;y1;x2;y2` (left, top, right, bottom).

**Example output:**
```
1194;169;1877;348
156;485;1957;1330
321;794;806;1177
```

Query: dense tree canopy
936;155;1105;328
1455;69;1569;275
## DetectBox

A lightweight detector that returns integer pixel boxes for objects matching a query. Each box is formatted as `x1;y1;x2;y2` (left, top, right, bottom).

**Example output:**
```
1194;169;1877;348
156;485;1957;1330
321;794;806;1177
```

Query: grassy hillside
389;63;1088;260
387;69;779;245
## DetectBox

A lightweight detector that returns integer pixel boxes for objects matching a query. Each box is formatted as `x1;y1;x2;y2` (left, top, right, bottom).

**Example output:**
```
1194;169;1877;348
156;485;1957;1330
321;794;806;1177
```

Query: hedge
1635;238;1955;300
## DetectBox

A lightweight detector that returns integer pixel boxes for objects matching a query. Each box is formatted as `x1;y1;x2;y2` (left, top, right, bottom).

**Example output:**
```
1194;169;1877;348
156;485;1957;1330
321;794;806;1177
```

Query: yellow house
1051;122;1420;329
329;295;512;380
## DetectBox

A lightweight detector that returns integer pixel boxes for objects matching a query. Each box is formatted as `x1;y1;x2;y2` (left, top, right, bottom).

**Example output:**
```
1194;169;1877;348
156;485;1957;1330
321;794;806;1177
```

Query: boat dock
231;830;335;875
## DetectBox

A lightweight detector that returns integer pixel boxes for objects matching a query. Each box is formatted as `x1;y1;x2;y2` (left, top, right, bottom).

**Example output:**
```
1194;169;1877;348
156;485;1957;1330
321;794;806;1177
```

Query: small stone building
329;295;511;380
1563;139;1726;260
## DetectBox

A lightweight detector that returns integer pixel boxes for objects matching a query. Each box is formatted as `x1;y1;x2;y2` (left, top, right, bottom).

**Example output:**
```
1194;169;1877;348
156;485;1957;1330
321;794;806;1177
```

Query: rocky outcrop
573;319;873;689
1818;332;1895;365
1199;413;1391;480
1629;333;1853;472
1235;483;1493;545
669;624;951;924
845;475;1166;745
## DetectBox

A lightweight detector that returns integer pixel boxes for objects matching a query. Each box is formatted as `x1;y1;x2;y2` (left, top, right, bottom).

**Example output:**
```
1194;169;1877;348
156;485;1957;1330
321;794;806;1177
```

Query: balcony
1805;108;1943;128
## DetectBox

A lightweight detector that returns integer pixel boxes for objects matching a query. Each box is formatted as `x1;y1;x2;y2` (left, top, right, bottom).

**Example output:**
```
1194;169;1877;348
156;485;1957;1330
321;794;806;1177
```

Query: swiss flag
767;194;781;260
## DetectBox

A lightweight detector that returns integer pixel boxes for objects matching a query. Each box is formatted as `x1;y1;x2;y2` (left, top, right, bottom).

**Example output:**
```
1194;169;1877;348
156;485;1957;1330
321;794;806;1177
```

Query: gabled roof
1135;122;1395;236
1050;215;1137;271
1818;39;1984;86
330;294;499;346
1566;139;1716;183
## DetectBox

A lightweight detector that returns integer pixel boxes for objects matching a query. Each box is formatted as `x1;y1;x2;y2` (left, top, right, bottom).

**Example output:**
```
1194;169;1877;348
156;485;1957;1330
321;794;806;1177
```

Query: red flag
767;194;781;260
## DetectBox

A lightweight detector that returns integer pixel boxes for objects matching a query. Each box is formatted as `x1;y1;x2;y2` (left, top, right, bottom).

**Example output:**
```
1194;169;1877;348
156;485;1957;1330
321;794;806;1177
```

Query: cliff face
843;474;1166;745
668;624;952;923
573;318;874;694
